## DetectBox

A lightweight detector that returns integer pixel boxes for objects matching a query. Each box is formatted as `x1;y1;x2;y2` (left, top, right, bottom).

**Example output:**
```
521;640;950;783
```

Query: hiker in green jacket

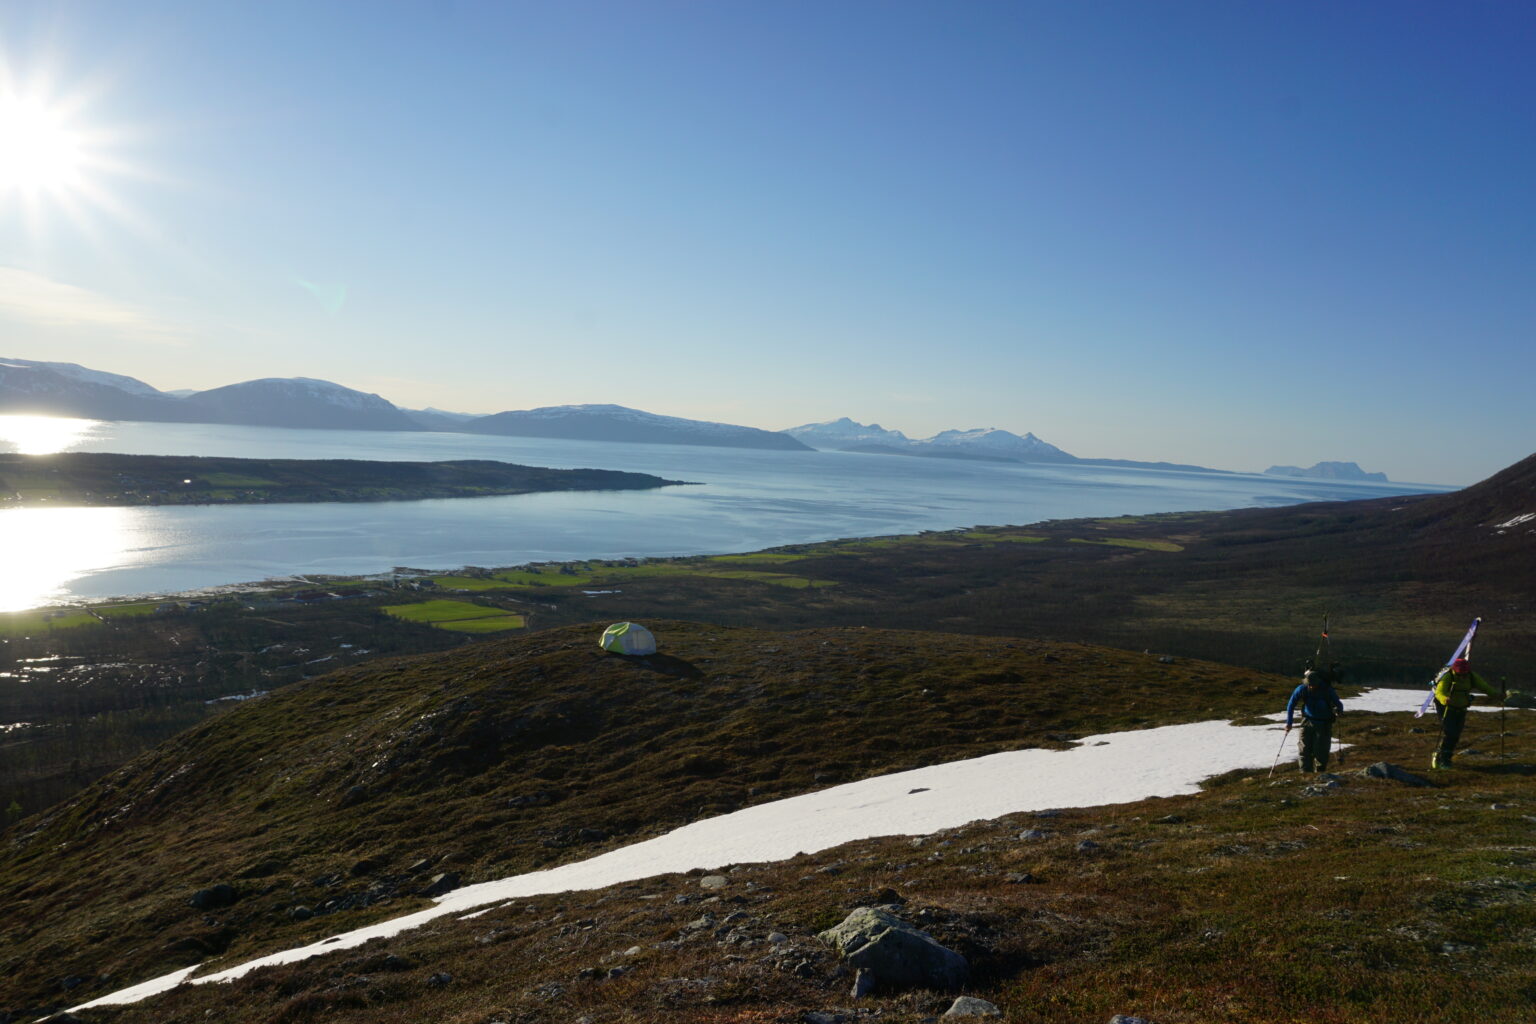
1431;657;1504;769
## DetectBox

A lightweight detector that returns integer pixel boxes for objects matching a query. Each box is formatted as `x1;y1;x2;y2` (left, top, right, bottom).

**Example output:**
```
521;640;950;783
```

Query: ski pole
1335;717;1345;768
1269;727;1290;778
1500;676;1508;759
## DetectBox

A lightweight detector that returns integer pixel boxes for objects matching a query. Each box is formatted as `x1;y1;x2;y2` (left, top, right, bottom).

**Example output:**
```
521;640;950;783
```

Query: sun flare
0;95;86;192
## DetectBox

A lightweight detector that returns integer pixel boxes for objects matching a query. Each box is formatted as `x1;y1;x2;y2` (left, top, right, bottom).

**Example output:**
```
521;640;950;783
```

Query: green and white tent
599;621;657;655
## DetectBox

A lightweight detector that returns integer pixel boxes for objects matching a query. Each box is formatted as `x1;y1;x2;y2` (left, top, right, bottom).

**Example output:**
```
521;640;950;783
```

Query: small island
0;452;687;507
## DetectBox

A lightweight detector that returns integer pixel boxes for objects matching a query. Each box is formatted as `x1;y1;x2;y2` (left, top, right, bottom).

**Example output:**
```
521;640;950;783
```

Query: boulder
1505;691;1536;709
944;996;1002;1017
419;871;462;897
818;906;969;992
1361;762;1431;787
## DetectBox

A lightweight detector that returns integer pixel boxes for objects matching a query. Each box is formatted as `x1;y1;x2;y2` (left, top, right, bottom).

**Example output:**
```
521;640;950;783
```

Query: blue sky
1;1;1531;485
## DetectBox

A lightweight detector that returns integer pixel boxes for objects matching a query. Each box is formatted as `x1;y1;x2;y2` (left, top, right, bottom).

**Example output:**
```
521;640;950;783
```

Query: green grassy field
0;608;96;633
1070;536;1186;551
432;559;837;593
380;600;525;633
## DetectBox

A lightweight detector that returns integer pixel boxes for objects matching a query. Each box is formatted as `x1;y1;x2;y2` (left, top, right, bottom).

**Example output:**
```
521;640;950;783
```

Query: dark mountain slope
0;622;1287;1014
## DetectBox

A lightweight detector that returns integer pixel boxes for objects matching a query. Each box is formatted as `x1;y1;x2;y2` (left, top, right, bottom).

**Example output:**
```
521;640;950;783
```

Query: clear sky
1;1;1531;486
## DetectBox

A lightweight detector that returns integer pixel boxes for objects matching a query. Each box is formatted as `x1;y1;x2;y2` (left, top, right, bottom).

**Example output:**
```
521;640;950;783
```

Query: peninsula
0;452;686;507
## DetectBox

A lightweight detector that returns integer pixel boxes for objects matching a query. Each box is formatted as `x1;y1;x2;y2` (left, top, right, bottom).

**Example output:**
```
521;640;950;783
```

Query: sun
0;94;86;192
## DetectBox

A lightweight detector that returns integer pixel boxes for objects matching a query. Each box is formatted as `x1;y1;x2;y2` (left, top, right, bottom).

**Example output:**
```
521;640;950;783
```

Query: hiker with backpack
1285;667;1345;773
1431;657;1505;769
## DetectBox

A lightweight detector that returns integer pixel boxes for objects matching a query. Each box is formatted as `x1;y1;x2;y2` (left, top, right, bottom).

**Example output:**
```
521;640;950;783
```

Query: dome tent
599;621;657;656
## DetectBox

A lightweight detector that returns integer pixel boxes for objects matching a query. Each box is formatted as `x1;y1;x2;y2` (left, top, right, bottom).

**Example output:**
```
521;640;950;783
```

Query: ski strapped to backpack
1415;617;1481;718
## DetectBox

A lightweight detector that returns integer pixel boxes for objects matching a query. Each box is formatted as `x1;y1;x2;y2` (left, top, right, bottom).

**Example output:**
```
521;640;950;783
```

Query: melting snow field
70;686;1517;1012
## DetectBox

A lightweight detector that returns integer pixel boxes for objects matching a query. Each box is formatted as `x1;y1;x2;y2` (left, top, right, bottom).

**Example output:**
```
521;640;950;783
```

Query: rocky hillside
1;622;1286;1018
2;622;1533;1023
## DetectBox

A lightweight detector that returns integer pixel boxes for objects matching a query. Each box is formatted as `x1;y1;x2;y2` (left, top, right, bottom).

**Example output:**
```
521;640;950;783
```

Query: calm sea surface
0;416;1446;611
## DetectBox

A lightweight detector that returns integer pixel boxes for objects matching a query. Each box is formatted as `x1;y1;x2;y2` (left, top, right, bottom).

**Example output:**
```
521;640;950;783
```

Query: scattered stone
1361;762;1431;787
1157;655;1176;664
872;887;904;905
804;1013;847;1024
1016;829;1048;840
1153;814;1184;824
1108;1017;1155;1024
1491;803;1514;810
1504;691;1536;709
1076;840;1102;854
1034;809;1062;818
851;967;876;998
426;972;452;987
288;905;314;921
817;906;969;992
188;884;238;910
338;785;368;808
60;975;88;991
767;931;789;944
1004;872;1040;885
700;874;729;890
405;857;435;874
607;965;630;978
419;872;462;897
944;996;1002;1017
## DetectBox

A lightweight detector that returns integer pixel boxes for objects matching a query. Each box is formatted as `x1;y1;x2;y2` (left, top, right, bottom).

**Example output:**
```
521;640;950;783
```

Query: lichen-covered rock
944;995;1002;1017
817;906;968;992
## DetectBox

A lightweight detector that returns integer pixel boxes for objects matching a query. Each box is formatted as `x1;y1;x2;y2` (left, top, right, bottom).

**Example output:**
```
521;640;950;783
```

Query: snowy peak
0;357;162;396
781;417;912;449
783;417;1075;463
463;404;813;451
921;427;1069;460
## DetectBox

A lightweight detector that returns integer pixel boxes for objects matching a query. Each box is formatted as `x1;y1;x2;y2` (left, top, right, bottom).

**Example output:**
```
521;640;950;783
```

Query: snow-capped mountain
1264;461;1389;483
780;417;1076;463
781;417;912;450
462;404;813;451
1;357;163;397
0;358;187;421
182;378;421;431
923;427;1074;462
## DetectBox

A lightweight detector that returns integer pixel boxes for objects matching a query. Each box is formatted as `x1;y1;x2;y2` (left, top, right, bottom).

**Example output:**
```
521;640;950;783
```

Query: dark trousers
1435;702;1468;760
1297;718;1334;771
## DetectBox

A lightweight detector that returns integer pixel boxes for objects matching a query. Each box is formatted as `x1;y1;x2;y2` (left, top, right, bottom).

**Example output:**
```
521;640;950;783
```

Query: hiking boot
1431;752;1450;770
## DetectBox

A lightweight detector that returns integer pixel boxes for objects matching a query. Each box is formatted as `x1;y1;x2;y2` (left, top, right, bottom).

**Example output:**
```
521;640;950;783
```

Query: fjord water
1;416;1440;611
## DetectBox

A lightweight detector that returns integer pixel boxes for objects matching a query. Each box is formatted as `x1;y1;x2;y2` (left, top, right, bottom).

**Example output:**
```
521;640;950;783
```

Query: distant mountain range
0;358;805;450
1263;461;1388;483
0;357;1388;475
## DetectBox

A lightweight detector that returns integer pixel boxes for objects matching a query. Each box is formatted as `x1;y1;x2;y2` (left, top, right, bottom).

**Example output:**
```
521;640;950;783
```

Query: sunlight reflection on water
0;506;137;612
0;414;103;455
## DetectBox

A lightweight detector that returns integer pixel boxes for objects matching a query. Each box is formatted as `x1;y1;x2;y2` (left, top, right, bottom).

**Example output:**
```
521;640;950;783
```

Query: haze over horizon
2;1;1531;487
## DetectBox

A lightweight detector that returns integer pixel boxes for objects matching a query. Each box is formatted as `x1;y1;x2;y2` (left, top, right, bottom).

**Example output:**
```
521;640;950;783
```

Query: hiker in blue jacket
1285;667;1345;772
